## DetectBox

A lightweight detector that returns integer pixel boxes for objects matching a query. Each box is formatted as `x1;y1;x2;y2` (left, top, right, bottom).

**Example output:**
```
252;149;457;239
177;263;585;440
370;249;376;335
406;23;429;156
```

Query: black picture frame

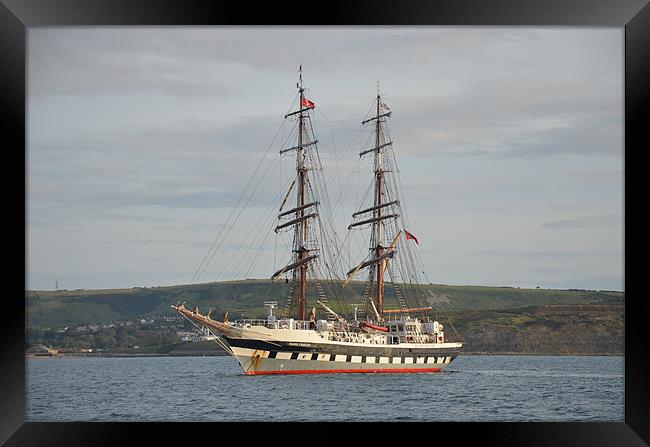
1;0;648;445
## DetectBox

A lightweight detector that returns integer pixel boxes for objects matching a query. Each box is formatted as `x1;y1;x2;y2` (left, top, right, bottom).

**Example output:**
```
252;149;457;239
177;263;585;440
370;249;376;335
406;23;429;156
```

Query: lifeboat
359;322;389;332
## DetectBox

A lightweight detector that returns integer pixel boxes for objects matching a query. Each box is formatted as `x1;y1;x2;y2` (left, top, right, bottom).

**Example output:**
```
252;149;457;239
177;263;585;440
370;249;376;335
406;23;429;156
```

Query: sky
27;27;624;292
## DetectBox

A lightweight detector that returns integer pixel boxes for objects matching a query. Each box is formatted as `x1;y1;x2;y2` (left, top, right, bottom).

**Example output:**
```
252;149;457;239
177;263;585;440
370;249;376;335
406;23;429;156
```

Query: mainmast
372;92;385;316
347;89;397;322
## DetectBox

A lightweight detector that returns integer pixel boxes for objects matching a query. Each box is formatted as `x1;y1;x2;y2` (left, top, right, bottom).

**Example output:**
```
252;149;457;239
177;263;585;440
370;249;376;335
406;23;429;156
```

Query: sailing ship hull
224;336;461;375
172;305;462;375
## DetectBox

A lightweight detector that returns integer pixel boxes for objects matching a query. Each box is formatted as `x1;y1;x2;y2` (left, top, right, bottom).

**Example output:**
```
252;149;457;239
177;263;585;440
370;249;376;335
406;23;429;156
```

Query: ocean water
26;355;624;422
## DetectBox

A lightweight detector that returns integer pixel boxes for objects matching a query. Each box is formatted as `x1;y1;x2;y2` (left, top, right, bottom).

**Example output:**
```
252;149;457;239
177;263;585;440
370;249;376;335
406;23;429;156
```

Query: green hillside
26;280;624;328
25;281;624;355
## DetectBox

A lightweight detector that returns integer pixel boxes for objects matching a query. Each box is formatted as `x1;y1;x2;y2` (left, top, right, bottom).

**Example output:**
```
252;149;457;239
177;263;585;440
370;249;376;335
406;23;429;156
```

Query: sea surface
26;355;624;422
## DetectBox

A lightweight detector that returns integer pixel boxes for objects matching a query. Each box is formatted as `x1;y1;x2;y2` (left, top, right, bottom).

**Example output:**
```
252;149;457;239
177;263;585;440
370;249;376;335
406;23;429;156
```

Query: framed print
1;0;648;445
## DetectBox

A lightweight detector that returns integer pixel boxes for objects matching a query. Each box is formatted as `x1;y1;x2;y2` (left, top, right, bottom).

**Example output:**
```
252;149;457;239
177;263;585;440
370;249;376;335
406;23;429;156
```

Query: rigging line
391;179;435;292
309;158;345;265
323;155;363;223
193;96;298;284
195;94;298;284
329;174;374;270
273;224;277;271
241;227;276;280
352;176;379;217
323;100;374;191
309;153;336;234
360;95;379;124
319;240;347;294
308;150;335;225
268;162;324;283
319;219;347;281
337;115;368;157
230;173;299;281
380;144;421;284
314;108;339;172
388;143;423;278
190;118;288;285
231;193;289;281
318;216;340;288
376;134;417;308
314;109;350;232
316;100;394;317
278;126;300;160
398;225;463;341
319;165;371;174
196;152;281;283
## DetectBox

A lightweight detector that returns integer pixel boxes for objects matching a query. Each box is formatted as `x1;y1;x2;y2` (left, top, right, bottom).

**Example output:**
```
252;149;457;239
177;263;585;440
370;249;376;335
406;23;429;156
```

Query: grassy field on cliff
26;279;623;328
26;281;624;355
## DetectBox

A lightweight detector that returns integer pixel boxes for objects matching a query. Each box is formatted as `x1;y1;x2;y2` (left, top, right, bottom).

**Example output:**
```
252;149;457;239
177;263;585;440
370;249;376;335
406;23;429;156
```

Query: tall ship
173;68;463;375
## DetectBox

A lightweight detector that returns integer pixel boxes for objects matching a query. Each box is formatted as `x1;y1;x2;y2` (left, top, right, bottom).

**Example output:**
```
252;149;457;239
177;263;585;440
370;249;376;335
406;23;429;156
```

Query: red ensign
405;230;419;245
302;98;315;108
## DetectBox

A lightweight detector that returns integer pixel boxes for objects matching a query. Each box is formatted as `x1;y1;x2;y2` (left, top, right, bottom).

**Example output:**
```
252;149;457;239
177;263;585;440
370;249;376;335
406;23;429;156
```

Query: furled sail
352;200;399;218
275;213;318;233
359;141;393;157
279;139;319;154
346;249;395;278
348;213;399;230
271;254;319;282
361;111;391;124
278;201;319;218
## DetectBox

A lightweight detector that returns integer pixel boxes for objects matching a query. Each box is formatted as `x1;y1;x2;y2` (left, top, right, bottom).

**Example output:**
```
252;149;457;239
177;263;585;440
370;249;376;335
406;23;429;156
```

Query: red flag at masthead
301;97;315;109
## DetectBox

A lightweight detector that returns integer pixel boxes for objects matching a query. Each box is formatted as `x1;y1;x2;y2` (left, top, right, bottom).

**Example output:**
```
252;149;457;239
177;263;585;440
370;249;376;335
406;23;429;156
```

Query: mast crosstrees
347;91;405;319
273;65;322;321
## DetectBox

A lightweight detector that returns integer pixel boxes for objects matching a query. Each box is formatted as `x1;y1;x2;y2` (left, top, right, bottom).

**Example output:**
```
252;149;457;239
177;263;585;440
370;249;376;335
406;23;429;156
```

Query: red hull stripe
245;367;442;375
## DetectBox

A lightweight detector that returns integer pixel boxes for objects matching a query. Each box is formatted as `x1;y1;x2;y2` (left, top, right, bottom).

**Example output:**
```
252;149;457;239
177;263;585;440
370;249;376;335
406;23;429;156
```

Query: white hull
219;324;461;375
174;305;462;375
229;345;458;375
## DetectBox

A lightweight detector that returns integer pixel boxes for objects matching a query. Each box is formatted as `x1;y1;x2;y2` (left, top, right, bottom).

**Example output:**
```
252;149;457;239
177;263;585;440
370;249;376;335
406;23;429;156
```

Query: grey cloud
28;112;292;211
29;29;229;98
100;239;206;248
387;76;621;159
543;214;622;229
473;248;619;259
25;28;558;99
27;27;623;291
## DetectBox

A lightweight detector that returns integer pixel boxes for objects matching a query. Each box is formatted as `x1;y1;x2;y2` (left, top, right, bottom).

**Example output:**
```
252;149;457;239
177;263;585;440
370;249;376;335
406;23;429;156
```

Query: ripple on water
26;355;624;422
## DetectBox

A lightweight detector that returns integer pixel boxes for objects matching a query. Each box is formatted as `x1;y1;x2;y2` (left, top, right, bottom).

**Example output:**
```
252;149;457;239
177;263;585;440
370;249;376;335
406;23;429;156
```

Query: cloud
387;75;621;159
29;29;230;98
473;247;619;259
543;214;622;229
99;239;206;248
27;27;624;291
28;112;294;212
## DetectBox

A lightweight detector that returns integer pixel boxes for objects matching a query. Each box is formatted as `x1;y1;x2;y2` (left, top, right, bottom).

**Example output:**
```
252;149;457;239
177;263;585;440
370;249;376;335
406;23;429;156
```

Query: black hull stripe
224;336;460;357
269;352;455;364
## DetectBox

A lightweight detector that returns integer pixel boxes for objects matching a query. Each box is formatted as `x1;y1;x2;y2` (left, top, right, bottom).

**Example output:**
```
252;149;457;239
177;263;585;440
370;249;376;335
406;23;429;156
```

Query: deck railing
232;319;316;330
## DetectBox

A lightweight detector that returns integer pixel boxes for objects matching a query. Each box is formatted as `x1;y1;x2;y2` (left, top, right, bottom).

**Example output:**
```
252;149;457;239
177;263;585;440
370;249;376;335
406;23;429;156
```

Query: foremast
296;67;308;321
272;66;318;321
